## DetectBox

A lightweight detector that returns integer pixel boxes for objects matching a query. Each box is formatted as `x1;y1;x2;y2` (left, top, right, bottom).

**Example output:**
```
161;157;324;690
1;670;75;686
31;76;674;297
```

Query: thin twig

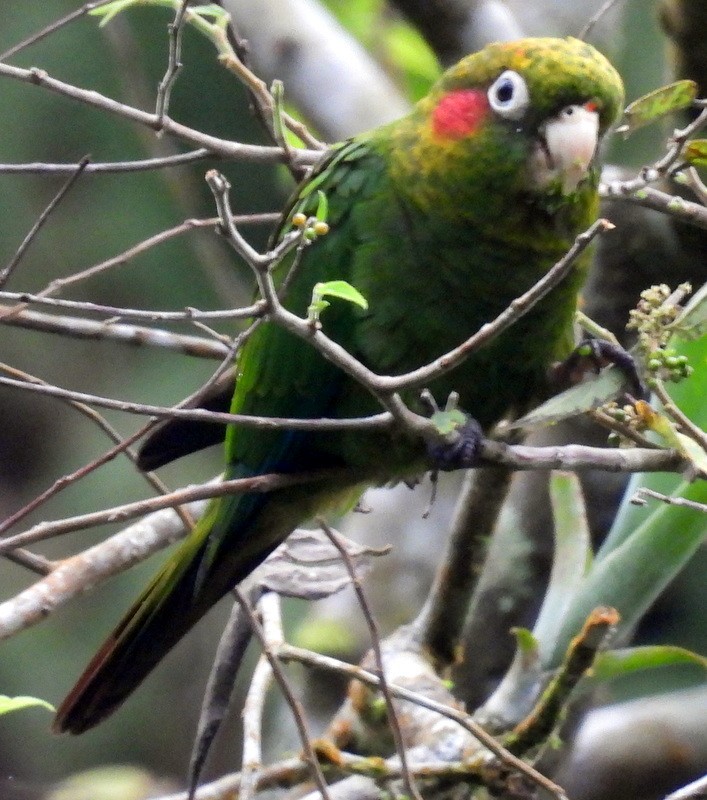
279;645;569;800
155;0;190;123
239;593;282;800
0;1;114;61
0;372;393;431
0;467;362;554
0;328;246;534
0;363;193;537
477;438;682;473
0;156;89;289
631;487;707;513
0;493;214;641
0;289;267;322
319;520;424;800
578;0;625;41
240;658;274;800
0;212;275;325
602;105;707;230
601;183;707;230
0;305;231;358
0;60;321;166
0;149;214;173
3;549;53;576
235;588;333;800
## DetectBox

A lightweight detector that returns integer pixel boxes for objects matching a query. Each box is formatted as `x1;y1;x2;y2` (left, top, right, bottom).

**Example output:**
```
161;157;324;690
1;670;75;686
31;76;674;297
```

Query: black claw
427;416;484;471
554;338;648;400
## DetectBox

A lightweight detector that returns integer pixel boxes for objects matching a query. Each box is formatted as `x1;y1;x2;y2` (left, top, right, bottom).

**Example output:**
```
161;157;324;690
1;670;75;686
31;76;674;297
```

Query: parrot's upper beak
529;103;600;194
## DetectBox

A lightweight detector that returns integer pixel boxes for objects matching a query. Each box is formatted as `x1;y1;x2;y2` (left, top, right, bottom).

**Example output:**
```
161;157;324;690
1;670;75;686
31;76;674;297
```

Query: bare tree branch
0;61;320;166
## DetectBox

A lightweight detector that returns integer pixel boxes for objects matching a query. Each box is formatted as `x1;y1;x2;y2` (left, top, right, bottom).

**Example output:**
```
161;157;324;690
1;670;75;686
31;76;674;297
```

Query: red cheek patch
432;90;489;139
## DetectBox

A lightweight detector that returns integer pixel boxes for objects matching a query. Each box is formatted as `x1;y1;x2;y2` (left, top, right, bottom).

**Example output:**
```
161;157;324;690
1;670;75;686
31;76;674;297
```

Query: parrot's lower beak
529;104;600;194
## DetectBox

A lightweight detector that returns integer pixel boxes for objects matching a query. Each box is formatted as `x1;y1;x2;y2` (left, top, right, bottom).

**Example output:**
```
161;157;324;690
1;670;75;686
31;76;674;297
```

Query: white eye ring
487;70;530;120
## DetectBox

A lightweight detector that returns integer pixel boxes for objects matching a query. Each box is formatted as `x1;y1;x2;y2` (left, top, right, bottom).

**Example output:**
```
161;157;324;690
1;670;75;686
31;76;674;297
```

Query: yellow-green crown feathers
435;37;624;133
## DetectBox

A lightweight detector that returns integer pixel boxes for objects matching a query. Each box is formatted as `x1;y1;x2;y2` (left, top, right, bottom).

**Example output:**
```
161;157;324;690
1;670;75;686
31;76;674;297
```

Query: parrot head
390;37;624;204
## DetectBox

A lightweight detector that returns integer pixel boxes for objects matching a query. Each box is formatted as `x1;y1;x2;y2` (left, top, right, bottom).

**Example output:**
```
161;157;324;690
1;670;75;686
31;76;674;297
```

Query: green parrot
54;37;623;734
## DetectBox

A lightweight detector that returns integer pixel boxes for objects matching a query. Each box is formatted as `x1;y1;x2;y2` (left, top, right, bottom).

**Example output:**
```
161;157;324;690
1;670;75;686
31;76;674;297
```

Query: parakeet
54;37;623;734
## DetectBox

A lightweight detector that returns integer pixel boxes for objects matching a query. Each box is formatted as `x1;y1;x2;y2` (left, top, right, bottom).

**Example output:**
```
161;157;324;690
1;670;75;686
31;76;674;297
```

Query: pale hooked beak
530;104;600;194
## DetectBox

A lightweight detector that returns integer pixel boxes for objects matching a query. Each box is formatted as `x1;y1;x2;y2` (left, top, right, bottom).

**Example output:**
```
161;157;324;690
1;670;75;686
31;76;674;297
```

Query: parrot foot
553;338;647;399
426;415;484;471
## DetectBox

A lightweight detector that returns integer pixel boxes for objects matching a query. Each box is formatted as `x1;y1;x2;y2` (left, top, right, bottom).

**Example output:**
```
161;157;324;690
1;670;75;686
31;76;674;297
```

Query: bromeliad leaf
616;80;697;136
591;645;707;682
307;280;368;324
511;366;628;430
533;472;592;664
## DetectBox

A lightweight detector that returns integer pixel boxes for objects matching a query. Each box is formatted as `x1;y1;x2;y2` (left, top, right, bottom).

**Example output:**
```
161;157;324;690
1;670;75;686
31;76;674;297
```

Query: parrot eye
487;70;530;120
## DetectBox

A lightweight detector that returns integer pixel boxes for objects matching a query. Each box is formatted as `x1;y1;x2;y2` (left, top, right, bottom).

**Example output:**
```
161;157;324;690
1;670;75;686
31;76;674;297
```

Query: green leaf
683;139;707;168
307;280;368;323
0;695;54;715
313;280;367;309
534;473;592;664
617;80;698;136
511;367;627;430
591;645;707;682
513;626;540;656
315;190;329;223
547;490;706;667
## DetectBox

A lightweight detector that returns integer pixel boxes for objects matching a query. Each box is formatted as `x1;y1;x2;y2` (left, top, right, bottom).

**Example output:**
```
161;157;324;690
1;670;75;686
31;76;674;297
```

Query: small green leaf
314;280;367;310
591;645;707;682
315;190;329;223
683;139;707;167
0;695;54;715
617;80;698;136
513;627;539;656
307;280;368;323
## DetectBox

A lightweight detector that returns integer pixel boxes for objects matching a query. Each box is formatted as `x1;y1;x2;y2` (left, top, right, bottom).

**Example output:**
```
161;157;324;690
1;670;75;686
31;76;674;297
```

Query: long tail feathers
53;488;283;734
53;471;362;734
